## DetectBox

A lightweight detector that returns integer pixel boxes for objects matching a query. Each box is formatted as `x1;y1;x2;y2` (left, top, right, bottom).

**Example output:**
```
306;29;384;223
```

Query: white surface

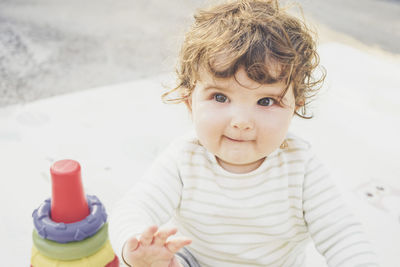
1;43;399;266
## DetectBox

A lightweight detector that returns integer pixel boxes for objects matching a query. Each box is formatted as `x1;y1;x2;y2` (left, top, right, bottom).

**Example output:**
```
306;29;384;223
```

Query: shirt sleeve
302;154;379;267
109;141;184;260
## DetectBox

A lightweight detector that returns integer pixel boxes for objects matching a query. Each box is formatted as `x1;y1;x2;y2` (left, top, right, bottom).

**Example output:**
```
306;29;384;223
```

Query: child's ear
294;99;305;113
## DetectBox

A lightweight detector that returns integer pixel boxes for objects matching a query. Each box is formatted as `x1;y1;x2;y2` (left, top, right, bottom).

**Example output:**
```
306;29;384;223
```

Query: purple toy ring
32;195;107;243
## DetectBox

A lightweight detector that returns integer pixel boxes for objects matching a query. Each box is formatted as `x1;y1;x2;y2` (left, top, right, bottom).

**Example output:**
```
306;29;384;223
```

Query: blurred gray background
0;0;399;107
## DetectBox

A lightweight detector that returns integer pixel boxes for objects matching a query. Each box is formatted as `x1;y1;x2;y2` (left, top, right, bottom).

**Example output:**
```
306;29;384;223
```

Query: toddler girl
110;1;378;266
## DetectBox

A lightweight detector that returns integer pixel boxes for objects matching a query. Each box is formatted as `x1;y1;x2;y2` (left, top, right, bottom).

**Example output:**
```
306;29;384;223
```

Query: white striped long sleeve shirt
110;133;378;267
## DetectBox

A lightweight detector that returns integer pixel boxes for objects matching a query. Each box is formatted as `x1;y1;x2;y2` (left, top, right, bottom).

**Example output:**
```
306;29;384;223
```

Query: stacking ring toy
32;195;107;243
33;223;109;260
31;239;115;267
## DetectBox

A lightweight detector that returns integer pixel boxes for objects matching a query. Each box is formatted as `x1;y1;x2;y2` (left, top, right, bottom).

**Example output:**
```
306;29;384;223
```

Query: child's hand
122;225;192;267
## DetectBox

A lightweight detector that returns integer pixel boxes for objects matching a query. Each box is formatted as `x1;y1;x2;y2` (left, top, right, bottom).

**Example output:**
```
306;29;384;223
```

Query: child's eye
257;97;275;106
214;93;228;103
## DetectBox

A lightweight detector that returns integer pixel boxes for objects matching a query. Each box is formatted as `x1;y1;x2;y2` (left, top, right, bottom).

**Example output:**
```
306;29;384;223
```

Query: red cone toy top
50;159;89;223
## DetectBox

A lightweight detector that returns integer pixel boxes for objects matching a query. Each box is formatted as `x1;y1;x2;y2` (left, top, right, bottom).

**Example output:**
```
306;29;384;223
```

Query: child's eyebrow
202;83;230;92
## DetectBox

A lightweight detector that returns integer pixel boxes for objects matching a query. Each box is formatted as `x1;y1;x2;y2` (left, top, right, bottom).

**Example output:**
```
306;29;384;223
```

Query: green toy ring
32;223;109;260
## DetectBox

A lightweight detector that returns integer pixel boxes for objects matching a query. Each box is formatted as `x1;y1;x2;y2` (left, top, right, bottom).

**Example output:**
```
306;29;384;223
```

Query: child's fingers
152;227;178;247
139;225;158;246
124;236;139;252
165;237;192;253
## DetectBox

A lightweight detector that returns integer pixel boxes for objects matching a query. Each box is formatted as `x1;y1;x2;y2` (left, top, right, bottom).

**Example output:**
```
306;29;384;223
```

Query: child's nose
230;111;254;130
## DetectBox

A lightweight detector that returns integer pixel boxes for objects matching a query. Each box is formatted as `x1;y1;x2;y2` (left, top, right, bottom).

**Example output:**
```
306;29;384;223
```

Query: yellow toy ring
31;238;115;267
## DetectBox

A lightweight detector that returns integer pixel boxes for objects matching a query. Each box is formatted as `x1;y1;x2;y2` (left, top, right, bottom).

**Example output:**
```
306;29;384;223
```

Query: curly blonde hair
162;0;325;118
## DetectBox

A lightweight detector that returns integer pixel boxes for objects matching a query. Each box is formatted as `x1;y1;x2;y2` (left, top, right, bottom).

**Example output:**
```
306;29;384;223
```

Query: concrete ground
296;0;400;54
1;0;400;266
0;0;201;106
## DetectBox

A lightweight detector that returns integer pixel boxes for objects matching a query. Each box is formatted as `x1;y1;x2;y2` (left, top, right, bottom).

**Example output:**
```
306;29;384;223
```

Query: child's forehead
197;49;285;86
197;66;287;92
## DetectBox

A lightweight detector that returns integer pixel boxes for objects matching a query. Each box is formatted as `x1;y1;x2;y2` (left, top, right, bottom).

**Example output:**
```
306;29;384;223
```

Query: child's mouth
225;136;247;142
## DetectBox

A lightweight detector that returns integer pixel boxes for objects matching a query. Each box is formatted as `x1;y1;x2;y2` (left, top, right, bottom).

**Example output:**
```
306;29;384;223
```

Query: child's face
186;67;297;174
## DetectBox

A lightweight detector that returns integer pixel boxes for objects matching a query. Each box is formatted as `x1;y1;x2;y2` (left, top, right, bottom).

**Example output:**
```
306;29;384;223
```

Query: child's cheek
194;102;227;130
255;107;293;132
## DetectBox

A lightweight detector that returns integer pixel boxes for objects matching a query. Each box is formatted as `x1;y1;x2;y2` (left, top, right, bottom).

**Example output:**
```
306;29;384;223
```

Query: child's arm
122;225;192;267
109;141;185;264
303;154;379;266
